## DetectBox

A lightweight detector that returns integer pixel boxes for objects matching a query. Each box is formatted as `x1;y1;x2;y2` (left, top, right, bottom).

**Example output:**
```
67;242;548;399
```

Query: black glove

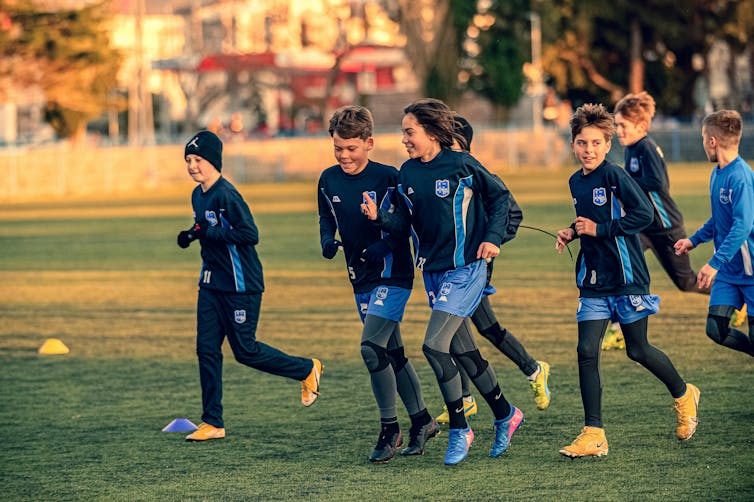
192;219;209;240
360;240;391;267
177;230;193;249
322;239;342;259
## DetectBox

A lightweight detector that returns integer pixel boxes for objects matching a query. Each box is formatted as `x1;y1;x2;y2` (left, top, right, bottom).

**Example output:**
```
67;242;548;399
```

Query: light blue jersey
689;156;754;285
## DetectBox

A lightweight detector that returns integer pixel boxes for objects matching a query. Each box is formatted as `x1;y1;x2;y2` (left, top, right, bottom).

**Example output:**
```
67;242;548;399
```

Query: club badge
719;188;732;204
435;179;450;198
437;282;452;302
363;191;376;205
205;210;218;226
593;187;607;206
629;158;639;173
374;286;388;306
234;309;246;324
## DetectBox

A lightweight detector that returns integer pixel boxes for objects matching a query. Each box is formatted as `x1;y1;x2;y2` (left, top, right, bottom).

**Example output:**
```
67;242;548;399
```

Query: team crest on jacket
374;286;388;306
234;309;246;324
205;210;218;226
593;187;607;206
363;191;376;205
719;188;733;204
435;179;450;198
629;158;640;173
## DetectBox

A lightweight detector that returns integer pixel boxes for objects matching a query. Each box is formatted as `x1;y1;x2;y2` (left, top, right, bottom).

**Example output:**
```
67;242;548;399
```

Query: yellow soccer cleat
185;422;225;441
674;383;700;441
463;395;478;419
301;358;323;407
601;324;625;351
530;361;551;410
435;396;478;424
559;426;608;458
731;304;748;328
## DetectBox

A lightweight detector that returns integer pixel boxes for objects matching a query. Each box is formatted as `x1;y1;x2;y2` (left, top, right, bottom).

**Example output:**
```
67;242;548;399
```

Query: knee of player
386;346;408;372
361;341;390;373
455;349;489;379
705;315;729;345
576;342;601;363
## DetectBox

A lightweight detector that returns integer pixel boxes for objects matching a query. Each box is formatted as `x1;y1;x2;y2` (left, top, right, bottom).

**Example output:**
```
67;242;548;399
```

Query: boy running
177;130;322;441
317;106;439;463
674;109;754;356
602;92;713;351
555;104;700;458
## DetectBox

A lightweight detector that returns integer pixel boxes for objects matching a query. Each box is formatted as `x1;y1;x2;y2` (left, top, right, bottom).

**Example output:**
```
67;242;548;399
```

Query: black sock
381;417;398;429
447;398;467;429
483;385;511;421
409;408;431;427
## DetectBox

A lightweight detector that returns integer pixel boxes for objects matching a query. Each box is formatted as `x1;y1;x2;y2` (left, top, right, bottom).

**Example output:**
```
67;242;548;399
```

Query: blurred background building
1;0;753;161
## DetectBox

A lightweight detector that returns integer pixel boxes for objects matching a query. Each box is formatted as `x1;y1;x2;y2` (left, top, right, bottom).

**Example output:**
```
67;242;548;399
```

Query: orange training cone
38;338;70;355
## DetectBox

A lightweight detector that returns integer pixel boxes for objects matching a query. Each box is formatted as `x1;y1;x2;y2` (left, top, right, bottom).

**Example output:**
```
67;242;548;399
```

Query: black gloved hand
177;230;193;249
322;239;342;259
192;219;209;240
360;240;391;267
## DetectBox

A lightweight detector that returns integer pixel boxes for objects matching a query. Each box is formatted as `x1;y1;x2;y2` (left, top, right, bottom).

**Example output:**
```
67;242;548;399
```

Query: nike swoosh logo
455;407;464;413
596;441;606;448
495;392;502;400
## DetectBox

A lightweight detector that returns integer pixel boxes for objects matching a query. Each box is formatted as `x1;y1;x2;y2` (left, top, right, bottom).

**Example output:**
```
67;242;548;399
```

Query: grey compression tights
422;310;499;404
360;314;426;419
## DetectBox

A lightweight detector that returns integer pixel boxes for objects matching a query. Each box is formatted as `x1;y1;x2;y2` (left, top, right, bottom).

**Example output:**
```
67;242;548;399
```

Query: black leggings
577;317;686;428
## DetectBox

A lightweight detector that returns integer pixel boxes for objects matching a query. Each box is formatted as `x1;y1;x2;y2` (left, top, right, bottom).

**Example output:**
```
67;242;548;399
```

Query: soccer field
1;163;753;501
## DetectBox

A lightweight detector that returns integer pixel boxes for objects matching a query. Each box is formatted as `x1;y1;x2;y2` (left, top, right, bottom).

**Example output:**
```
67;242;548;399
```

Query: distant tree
0;1;123;140
537;0;754;118
462;0;528;119
385;0;527;115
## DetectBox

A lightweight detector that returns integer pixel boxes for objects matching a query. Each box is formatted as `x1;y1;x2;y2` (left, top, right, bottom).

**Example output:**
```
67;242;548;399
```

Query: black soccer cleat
400;418;440;456
369;425;403;463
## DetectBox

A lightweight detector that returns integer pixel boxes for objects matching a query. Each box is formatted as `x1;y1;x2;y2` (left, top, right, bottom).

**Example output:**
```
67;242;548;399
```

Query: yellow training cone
38;338;70;355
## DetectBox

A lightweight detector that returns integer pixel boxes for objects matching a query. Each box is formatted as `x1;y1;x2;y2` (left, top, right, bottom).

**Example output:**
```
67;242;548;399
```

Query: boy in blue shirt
674;109;754;356
556;104;699;458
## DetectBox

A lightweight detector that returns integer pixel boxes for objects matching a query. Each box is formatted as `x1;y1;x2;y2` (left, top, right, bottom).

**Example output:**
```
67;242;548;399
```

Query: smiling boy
555;104;699;458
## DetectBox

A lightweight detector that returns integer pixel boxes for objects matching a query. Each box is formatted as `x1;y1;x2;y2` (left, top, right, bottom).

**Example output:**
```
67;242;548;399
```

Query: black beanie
185;130;223;171
454;116;473;152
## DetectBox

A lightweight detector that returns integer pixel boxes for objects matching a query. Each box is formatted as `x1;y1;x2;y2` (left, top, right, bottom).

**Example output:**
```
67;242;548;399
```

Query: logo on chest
363;191;377;205
592;187;607;206
435;179;450;198
629;158;640;173
719;188;733;204
205;210;219;226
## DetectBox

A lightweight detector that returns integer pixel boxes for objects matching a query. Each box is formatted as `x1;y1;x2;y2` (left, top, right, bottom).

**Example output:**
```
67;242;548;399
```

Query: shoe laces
448;428;468;451
573;428;601;446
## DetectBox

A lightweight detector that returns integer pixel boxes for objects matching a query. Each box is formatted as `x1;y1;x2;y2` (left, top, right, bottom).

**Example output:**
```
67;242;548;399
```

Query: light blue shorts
354;285;412;323
709;280;754;310
576;294;661;324
422;259;488;318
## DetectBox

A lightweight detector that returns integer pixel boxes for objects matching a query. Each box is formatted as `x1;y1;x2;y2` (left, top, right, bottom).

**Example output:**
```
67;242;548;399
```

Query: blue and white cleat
443;426;474;465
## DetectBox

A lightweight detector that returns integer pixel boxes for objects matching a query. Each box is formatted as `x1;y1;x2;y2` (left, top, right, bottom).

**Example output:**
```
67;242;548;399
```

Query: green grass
1;163;753;501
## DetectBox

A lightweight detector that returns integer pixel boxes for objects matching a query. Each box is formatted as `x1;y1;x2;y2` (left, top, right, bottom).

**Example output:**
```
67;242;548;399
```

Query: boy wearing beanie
177;130;323;441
